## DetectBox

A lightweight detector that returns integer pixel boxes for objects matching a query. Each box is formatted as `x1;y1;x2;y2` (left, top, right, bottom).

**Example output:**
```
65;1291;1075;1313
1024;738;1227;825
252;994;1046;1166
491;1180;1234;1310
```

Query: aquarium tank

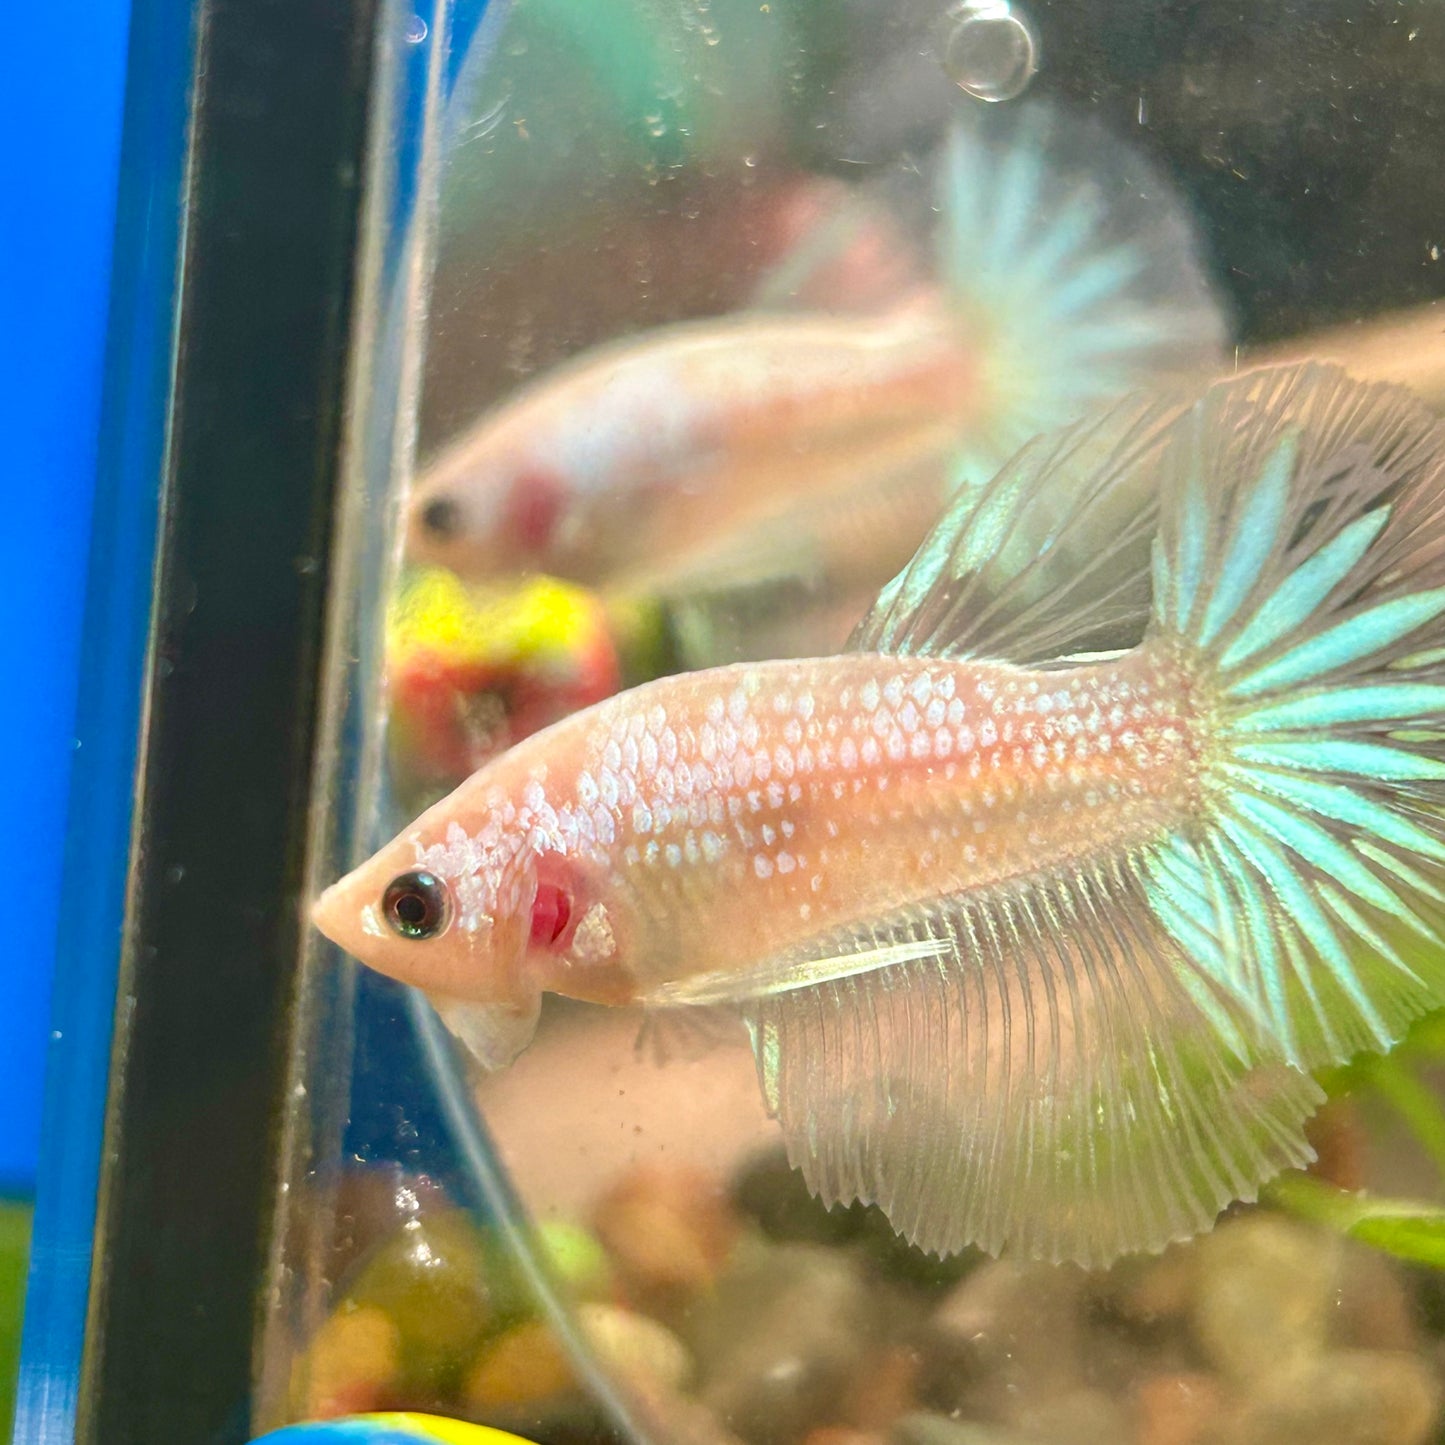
20;2;1445;1445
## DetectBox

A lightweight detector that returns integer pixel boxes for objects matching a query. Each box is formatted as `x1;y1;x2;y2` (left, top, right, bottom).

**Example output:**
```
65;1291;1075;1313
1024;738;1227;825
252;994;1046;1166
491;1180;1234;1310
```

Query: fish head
406;431;585;582
311;809;539;1006
407;358;665;585
311;776;637;1010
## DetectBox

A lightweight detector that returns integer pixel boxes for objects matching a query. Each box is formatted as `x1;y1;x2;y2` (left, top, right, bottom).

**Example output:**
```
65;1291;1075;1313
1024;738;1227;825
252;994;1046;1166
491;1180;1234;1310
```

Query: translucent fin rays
743;862;1320;1267
852;390;1183;663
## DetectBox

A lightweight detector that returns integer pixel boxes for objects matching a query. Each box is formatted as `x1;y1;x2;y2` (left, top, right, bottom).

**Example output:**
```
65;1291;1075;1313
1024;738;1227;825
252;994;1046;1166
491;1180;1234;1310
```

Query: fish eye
420;495;461;540
382;870;452;940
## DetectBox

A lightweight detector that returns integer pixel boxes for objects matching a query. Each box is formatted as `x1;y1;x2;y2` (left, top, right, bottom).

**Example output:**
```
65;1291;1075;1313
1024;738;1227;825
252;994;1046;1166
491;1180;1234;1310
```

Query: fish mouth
309;876;384;957
309;880;342;942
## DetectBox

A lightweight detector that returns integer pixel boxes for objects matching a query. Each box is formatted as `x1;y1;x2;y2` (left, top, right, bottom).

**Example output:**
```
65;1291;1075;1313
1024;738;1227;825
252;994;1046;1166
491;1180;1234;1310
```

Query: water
258;3;1445;1443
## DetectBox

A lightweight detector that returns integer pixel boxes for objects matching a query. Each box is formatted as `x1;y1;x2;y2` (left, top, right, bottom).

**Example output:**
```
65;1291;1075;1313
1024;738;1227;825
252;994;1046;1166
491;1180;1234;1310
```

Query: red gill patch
505;467;566;554
529;851;587;951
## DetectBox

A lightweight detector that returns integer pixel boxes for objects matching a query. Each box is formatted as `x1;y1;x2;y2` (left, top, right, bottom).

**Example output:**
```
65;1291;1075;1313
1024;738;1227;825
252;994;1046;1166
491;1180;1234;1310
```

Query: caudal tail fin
936;101;1228;479
1141;362;1445;1071
756;100;1228;486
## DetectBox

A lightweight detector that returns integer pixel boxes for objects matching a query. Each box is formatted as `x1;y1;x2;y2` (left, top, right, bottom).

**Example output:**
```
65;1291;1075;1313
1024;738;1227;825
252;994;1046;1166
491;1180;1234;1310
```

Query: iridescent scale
568;653;1195;994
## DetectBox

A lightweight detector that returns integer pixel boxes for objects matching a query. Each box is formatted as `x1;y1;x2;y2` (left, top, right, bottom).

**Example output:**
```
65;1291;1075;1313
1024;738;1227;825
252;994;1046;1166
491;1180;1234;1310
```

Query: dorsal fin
748;180;932;316
846;94;1232;667
850;390;1183;663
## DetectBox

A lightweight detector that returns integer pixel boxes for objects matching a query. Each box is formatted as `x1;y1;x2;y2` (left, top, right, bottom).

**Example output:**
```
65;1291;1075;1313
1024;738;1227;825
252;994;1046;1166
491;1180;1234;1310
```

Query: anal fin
740;860;1322;1267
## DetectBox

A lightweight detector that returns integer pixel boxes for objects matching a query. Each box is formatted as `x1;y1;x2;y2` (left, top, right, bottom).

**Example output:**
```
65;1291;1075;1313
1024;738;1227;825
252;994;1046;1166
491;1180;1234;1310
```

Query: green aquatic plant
1268;1173;1445;1270
0;1199;30;1438
1268;1010;1445;1269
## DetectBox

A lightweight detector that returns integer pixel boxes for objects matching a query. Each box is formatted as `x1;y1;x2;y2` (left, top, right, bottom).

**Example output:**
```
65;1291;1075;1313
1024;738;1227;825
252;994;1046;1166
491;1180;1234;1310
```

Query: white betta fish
318;364;1445;1267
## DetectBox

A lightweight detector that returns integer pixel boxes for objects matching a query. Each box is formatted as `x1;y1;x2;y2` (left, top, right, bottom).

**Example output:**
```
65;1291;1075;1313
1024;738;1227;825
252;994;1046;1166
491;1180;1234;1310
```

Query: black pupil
421;496;460;539
395;892;428;927
383;870;447;939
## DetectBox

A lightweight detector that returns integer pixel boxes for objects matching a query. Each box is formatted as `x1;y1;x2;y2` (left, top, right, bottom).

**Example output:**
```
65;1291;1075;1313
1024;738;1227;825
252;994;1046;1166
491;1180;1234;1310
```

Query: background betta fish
317;363;1445;1268
405;101;1228;630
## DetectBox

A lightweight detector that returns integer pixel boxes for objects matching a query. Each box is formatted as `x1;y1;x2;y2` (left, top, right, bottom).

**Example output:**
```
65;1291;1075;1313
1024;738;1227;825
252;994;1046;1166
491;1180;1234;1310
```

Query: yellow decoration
388;569;604;672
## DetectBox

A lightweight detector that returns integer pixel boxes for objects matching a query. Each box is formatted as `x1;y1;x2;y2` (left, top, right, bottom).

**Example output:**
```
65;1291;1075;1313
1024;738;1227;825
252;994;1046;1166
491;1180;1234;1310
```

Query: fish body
389;436;954;802
327;649;1192;1009
391;102;1231;788
321;364;1445;1266
408;308;973;585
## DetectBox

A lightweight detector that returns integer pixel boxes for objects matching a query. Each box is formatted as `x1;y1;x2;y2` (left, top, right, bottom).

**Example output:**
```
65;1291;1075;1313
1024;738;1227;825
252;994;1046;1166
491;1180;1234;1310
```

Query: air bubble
404;14;428;43
939;1;1039;103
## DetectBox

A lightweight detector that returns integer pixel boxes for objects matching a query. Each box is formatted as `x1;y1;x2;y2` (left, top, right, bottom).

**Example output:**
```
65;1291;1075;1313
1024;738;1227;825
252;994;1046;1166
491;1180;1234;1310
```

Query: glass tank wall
261;3;1445;1445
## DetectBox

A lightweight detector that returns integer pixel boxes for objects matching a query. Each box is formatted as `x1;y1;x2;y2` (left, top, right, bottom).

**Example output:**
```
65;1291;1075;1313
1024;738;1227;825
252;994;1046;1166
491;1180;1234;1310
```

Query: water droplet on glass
404;14;428;44
939;1;1039;103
